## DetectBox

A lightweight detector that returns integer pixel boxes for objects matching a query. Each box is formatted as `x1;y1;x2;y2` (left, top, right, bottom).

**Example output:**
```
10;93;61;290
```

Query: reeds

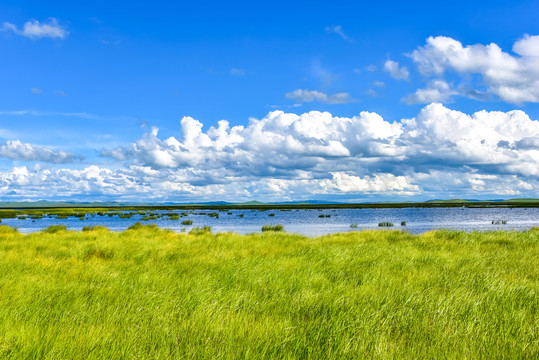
261;224;284;232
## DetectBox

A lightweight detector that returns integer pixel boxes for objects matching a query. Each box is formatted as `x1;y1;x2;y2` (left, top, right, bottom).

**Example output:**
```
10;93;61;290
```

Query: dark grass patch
43;225;67;233
262;224;284;232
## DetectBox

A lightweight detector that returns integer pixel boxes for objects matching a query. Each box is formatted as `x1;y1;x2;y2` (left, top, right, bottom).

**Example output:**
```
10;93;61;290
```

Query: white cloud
31;88;42;94
403;79;457;104
0;140;78;163
0;165;422;201
325;173;419;194
2;104;537;201
285;89;358;104
402;103;539;176
513;34;539;57
2;18;68;39
325;25;353;43
384;60;409;80
410;35;539;103
103;104;539;182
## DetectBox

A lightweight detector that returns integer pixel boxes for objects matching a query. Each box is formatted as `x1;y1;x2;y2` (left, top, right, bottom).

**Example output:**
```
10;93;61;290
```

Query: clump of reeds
82;225;109;232
181;220;193;225
43;225;67;233
262;224;284;232
189;226;212;235
378;222;394;227
142;215;158;221
350;224;358;228
492;220;508;225
127;222;158;231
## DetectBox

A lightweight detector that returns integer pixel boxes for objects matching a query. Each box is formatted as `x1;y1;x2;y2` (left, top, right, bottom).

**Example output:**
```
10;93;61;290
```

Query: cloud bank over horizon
1;103;537;202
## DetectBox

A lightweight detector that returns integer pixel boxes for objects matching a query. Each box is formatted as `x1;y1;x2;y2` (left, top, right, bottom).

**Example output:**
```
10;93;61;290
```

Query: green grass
262;224;284;232
0;225;538;358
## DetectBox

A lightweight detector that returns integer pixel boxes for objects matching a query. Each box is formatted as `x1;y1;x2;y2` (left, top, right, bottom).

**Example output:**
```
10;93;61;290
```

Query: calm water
4;207;539;236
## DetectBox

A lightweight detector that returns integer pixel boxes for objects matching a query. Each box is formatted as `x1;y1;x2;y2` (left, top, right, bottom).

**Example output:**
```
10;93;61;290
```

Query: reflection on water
4;207;539;236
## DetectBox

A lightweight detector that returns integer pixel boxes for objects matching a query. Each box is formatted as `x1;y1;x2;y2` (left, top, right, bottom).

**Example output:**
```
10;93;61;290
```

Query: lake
3;207;539;236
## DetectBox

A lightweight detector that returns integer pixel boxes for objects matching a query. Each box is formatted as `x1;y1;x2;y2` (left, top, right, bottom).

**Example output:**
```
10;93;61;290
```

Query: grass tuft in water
189;226;212;235
43;225;67;233
262;224;284;232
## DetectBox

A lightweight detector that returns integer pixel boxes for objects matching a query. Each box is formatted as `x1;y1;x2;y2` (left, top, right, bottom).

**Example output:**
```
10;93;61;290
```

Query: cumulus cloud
31;88;42;94
402;103;539;176
0;166;421;201
2;104;537;201
102;104;539;185
2;18;68;39
403;79;457;104
384;60;409;80
0;140;78;163
285;89;358;104
410;35;539;103
324;173;419;194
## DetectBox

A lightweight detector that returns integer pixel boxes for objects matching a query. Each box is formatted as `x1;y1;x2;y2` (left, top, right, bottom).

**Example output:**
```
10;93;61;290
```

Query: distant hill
0;198;537;209
505;198;539;202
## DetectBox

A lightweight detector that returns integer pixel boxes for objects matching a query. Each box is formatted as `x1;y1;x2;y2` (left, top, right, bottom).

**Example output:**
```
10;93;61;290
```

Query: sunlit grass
0;225;538;358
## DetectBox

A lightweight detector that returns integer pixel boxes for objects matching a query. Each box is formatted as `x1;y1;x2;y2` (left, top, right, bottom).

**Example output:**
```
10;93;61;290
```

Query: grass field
0;224;538;359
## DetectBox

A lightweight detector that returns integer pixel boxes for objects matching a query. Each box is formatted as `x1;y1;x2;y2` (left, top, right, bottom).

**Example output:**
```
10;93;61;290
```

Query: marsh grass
43;225;67;233
189;226;212;235
0;227;538;359
261;224;284;232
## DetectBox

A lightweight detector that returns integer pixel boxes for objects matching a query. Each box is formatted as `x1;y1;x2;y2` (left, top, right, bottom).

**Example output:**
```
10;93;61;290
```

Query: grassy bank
0;225;538;359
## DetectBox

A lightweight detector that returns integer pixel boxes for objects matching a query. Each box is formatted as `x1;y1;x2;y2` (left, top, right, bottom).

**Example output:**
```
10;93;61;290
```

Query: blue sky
1;0;539;202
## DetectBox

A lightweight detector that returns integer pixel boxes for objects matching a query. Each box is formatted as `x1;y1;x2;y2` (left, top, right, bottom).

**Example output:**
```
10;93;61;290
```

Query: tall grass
0;225;538;358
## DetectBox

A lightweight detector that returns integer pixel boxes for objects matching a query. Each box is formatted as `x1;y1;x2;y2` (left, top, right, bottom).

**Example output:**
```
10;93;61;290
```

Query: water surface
4;207;539;236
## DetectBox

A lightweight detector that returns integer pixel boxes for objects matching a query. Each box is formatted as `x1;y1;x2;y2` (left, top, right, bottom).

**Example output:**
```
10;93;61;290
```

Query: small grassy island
0;224;538;358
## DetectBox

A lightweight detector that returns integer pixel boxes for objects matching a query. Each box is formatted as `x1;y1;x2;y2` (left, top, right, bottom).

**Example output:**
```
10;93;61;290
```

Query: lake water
3;207;539;236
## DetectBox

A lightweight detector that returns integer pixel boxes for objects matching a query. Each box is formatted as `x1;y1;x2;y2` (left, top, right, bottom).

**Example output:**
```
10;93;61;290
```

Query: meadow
0;224;538;359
